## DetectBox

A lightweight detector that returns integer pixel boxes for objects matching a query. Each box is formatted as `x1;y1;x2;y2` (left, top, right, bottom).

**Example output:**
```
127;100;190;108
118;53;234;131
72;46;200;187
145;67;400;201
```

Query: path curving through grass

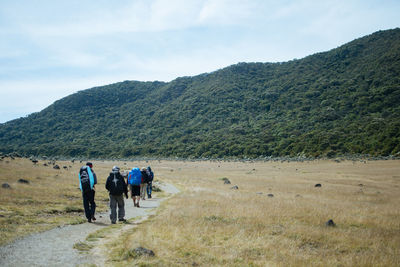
0;182;179;267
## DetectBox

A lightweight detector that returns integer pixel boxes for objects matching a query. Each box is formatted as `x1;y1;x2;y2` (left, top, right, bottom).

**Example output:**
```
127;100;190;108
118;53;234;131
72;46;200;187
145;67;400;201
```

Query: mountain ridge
1;28;399;159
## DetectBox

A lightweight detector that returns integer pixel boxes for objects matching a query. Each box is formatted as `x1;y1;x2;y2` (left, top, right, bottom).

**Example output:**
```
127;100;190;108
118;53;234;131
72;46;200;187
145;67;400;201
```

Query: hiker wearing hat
146;166;154;199
105;166;128;224
140;167;149;200
78;162;97;223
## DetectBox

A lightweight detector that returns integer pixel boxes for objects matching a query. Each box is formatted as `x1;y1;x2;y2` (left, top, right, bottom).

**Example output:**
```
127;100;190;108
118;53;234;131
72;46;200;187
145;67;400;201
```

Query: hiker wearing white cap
105;166;128;224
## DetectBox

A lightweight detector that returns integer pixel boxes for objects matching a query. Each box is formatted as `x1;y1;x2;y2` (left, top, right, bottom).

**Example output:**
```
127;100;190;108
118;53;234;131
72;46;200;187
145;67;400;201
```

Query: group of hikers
78;162;154;224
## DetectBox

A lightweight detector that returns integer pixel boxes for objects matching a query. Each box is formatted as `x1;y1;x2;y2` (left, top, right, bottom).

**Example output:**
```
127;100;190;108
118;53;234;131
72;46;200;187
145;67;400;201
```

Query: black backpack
80;167;91;193
108;173;124;195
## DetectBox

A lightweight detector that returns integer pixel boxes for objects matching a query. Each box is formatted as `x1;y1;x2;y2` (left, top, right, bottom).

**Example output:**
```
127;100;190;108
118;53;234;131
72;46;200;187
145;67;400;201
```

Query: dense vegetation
1;28;400;159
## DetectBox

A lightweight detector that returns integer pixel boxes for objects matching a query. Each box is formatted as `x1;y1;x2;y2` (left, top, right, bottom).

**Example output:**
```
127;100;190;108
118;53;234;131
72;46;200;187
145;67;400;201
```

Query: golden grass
0;157;165;246
0;157;112;245
105;159;400;267
2;157;399;266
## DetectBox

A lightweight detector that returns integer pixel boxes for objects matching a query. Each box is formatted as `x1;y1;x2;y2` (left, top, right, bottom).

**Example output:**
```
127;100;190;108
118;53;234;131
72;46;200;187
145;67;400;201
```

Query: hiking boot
111;221;116;224
88;219;92;223
149;195;152;198
119;218;126;222
137;203;140;208
92;216;96;221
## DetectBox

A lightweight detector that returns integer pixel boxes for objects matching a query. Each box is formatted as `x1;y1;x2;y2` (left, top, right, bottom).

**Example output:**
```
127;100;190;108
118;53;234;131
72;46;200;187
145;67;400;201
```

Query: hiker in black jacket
146;166;154;199
105;166;128;224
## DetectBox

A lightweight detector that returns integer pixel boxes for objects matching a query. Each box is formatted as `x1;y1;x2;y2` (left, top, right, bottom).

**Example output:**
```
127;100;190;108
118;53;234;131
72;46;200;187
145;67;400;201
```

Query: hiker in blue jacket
86;162;97;221
79;163;96;223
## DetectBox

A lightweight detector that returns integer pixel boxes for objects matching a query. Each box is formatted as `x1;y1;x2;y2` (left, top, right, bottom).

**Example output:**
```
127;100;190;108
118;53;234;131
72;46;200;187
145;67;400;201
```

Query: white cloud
1;0;400;123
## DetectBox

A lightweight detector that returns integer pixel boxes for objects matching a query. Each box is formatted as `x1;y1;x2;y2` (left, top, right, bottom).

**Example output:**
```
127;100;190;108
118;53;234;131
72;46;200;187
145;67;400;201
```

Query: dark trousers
147;181;152;197
82;190;96;220
109;194;125;223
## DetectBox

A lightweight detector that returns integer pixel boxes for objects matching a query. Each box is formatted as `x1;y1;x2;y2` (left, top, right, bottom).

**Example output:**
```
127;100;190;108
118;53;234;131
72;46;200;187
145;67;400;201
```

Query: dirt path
0;182;179;267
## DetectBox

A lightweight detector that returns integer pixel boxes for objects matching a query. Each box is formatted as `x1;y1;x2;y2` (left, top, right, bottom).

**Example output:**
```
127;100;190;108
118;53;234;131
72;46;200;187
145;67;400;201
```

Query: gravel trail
0;182;179;267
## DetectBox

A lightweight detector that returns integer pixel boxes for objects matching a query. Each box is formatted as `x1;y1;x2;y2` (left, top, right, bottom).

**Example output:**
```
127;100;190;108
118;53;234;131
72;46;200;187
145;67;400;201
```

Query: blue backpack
128;167;142;185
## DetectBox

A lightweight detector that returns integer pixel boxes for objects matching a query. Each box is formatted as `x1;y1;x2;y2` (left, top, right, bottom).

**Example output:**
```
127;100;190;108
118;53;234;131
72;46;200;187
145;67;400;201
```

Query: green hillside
1;28;400;159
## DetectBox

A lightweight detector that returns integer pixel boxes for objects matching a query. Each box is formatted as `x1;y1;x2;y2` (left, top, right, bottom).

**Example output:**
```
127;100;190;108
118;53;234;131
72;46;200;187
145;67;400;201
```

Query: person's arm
122;177;128;198
121;174;128;198
105;176;110;191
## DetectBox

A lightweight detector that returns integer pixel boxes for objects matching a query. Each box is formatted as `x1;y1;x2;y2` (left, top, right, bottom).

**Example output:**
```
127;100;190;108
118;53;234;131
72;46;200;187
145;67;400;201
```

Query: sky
0;0;399;123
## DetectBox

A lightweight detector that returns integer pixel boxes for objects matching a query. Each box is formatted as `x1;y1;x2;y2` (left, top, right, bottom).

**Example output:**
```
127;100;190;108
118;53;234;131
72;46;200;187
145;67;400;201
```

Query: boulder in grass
315;183;322;187
2;183;11;189
18;179;30;184
267;194;274;198
134;247;155;257
53;165;60;170
325;219;336;227
221;177;231;184
231;185;239;190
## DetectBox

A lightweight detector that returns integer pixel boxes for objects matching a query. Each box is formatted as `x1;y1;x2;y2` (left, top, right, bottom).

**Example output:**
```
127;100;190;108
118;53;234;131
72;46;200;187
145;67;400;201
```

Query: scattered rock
2;183;11;189
43;163;48;166
358;184;364;187
134;247;155;257
256;192;263;195
31;159;38;164
267;194;274;197
18;179;30;184
53;165;60;170
221;177;231;184
325;219;336;227
295;194;302;197
63;166;68;169
231;185;239;190
315;184;322;187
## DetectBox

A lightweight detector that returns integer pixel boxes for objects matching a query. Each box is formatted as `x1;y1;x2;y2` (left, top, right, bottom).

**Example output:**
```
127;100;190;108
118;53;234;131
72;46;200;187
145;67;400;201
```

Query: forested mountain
1;28;400;159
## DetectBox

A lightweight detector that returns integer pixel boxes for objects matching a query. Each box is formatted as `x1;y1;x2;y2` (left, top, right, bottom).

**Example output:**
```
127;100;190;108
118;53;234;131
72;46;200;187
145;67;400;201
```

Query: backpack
128;167;142;185
108;172;124;195
147;169;154;182
79;166;92;193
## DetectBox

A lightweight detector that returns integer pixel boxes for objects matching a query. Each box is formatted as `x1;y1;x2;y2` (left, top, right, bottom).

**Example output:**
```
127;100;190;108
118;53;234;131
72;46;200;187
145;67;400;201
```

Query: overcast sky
0;0;399;123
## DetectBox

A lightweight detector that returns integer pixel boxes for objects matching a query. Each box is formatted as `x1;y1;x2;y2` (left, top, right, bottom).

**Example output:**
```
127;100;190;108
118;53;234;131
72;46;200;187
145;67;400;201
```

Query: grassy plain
107;159;400;266
1;157;400;266
0;157;111;245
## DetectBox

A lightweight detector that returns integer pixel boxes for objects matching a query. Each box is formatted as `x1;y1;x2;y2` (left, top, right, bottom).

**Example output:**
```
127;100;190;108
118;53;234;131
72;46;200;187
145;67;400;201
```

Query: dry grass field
106;159;400;267
0;157;112;245
1;157;400;266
